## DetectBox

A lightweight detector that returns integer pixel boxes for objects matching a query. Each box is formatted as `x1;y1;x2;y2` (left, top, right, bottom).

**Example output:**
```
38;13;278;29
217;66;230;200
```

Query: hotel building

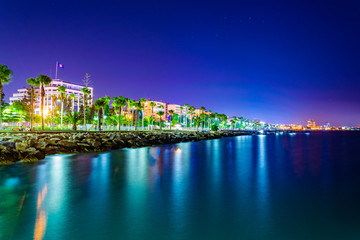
9;79;94;114
143;100;167;120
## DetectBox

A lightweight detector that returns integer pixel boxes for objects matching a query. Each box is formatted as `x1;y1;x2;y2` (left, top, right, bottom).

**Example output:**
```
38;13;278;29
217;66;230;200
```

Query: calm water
1;132;360;240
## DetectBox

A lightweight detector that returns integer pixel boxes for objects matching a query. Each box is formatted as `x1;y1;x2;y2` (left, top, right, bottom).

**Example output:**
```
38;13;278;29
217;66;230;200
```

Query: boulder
0;141;16;148
15;142;28;151
34;141;48;150
58;140;77;148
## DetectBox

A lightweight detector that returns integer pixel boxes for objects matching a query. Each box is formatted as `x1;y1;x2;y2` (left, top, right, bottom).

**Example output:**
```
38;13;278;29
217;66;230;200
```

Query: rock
92;141;101;148
77;143;90;147
58;140;77;148
34;141;48;150
0;141;16;148
15;142;28;151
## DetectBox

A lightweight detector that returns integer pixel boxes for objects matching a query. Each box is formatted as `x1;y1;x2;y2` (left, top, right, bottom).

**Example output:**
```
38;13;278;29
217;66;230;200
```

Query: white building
167;104;186;115
9;79;93;114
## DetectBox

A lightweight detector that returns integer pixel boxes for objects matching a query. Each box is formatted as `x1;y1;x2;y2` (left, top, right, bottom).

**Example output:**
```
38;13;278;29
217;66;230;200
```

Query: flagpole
55;61;58;79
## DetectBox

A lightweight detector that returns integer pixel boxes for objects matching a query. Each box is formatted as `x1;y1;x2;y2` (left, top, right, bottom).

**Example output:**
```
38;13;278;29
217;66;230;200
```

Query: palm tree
34;74;52;130
81;87;92;131
102;96;111;130
238;117;244;129
51;94;57;129
57;86;67;129
94;98;105;131
138;98;147;130
194;116;202;131
179;106;184;126
67;111;82;131
157;105;165;130
231;118;236;130
26;77;37;129
112;96;127;131
134;101;143;131
126;98;135;129
168;110;174;130
0;64;13;127
188;106;195;129
199;106;206;130
69;93;76;113
184;104;189;128
150;101;156;130
207;110;212;129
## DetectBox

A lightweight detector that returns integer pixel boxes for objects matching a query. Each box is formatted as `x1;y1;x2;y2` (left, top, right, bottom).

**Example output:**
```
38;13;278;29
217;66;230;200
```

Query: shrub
211;125;219;131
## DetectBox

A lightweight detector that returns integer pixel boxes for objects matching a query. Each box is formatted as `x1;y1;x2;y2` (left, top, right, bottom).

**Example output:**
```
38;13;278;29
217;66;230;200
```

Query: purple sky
1;0;360;126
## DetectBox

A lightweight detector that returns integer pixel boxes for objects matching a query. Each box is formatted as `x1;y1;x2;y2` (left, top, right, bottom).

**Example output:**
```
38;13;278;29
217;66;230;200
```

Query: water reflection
256;135;269;228
34;185;47;240
1;133;360;239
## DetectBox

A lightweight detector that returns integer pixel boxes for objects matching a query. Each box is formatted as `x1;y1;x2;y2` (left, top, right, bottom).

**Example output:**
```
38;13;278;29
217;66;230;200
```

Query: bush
211;125;219;131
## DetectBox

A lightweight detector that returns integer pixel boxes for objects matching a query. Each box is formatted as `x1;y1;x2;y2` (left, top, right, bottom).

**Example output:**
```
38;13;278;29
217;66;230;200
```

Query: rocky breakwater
0;130;254;164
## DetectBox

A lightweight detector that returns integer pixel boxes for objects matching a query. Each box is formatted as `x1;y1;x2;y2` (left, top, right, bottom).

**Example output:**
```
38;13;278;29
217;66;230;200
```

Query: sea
1;132;360;240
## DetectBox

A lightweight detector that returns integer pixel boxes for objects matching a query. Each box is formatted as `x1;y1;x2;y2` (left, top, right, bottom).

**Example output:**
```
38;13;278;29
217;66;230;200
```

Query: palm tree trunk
151;108;154;130
0;83;3;128
135;110;138;131
160;118;162;130
118;107;122;131
30;87;33;129
142;110;144;130
41;85;45;131
83;97;87;131
60;96;63;130
52;96;54;129
97;109;101;131
102;107;105;131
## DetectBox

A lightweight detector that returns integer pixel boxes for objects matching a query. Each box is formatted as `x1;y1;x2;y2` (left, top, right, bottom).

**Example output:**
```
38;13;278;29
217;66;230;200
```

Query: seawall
0;130;256;164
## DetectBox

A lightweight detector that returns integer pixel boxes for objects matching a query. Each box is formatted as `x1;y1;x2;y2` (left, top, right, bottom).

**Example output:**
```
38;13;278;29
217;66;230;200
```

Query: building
143;100;167;120
9;79;94;114
167;104;186;115
307;119;316;128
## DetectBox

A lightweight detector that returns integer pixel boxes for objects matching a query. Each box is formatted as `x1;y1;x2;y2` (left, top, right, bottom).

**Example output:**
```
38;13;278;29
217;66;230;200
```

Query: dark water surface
1;132;360;240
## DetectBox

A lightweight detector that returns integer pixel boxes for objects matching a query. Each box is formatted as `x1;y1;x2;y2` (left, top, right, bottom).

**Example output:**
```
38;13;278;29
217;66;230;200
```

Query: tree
81;87;92;130
102;96;111;130
194;116;202;131
139;98;147;130
179;106;184;125
69;93;76;113
150;101;156;130
34;74;52;130
66;111;82;131
199;106;206;130
168;110;175;130
57;86;67;129
171;113;179;128
157;105;165;130
0;64;13;127
94;98;105;131
125;98;134;129
82;73;92;87
26;78;37;129
2;101;29;124
112;96;127;131
134;101;143;131
184;104;189;128
188;106;195;129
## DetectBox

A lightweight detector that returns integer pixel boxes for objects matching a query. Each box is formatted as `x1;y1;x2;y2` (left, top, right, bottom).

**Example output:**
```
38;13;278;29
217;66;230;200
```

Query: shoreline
0;130;257;165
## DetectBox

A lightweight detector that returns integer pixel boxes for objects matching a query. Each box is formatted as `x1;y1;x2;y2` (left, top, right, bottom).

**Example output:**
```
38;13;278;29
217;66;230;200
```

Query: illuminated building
143;100;167;120
307;119;316;128
9;79;93;115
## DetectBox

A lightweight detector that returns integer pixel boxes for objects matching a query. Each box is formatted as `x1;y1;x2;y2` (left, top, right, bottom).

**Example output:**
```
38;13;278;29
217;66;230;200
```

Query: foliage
66;111;82;131
211;124;219;131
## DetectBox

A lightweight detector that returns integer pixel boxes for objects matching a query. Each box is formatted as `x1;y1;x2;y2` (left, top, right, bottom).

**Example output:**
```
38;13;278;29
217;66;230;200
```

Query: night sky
1;1;360;126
